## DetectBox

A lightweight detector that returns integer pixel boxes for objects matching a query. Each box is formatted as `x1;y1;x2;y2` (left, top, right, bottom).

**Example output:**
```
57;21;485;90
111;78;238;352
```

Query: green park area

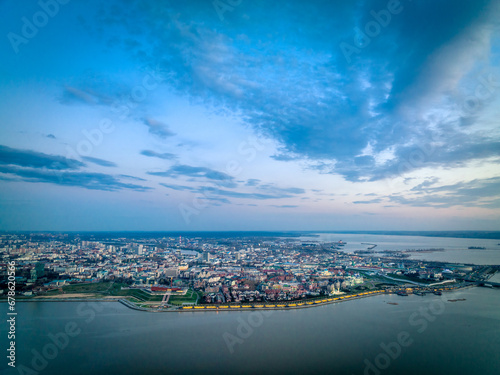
386;273;435;284
39;282;201;306
168;289;200;305
43;282;162;302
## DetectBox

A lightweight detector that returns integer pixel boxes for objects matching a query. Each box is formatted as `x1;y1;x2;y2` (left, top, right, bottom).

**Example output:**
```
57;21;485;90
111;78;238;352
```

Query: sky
0;0;499;231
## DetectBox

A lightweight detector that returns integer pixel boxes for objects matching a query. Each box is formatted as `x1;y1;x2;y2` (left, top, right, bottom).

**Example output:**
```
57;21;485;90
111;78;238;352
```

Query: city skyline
1;0;500;231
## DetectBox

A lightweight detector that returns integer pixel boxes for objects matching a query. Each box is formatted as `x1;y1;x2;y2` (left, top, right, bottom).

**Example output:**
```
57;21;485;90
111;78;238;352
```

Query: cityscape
2;232;497;312
1;0;500;374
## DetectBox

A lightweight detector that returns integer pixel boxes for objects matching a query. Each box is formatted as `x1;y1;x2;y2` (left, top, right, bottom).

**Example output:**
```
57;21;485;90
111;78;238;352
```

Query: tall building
202;252;211;262
138;245;144;255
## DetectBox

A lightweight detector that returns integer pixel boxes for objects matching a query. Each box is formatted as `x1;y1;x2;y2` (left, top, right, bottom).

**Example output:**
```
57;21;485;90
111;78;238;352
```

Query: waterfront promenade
116;283;480;312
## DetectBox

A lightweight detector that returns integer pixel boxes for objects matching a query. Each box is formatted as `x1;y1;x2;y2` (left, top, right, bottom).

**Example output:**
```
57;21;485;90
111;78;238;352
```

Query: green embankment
44;282;163;302
386;273;434;284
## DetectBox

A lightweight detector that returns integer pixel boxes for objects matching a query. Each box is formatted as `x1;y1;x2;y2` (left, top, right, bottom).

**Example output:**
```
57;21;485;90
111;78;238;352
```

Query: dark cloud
46;134;56;139
140;150;177;160
81;156;117;167
352;198;382;204
149;164;236;188
389;177;500;208
59;73;131;107
0;145;150;192
331;139;500;182
250;181;306;195
159;183;198;192
198;186;299;200
245;179;261;186
271;154;300;162
199;197;231;205
0;165;151;192
411;178;440;193
98;0;500;182
142;118;175;139
0;145;84;170
120;174;147;181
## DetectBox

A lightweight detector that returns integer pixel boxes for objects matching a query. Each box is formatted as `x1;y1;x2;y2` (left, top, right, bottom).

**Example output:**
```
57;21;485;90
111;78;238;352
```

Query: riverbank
119;283;477;312
1;283;479;312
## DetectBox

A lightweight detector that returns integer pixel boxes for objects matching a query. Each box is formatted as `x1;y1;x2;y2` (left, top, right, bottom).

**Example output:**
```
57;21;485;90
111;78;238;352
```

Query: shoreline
1;284;478;312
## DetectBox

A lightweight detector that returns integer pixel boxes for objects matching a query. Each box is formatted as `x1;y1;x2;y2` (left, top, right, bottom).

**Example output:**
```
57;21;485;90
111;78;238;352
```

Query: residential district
0;232;498;310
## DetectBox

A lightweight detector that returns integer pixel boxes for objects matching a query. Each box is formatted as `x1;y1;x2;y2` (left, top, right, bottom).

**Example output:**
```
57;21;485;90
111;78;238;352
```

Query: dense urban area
1;233;498;311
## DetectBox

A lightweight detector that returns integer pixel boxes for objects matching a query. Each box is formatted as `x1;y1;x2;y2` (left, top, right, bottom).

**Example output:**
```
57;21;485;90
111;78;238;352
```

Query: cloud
159;182;198;192
271;154;300;162
352;198;382;204
0;165;151;192
98;0;500;182
0;145;151;192
245;178;261;186
257;184;305;195
81;156;117;167
0;145;84;170
59;72;131;107
199;196;231;205
120;174;147;181
198;186;298;200
149;164;237;188
411;178;440;193
388;177;500;209
143;118;175;139
46;134;56;139
270;205;298;208
241;179;306;196
330;138;500;182
140;150;177;160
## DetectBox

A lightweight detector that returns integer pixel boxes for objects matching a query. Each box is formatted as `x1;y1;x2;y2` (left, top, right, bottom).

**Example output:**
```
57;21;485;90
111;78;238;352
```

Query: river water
1;288;499;375
298;232;500;265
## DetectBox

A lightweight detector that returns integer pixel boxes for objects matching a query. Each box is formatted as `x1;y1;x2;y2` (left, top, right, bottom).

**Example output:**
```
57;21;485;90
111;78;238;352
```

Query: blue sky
0;0;499;231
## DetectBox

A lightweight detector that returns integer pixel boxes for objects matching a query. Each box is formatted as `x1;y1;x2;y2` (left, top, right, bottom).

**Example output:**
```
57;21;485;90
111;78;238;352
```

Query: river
296;232;500;265
1;287;499;375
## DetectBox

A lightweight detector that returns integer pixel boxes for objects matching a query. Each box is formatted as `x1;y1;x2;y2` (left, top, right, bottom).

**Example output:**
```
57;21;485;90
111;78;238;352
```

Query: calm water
299;232;500;265
1;288;500;375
